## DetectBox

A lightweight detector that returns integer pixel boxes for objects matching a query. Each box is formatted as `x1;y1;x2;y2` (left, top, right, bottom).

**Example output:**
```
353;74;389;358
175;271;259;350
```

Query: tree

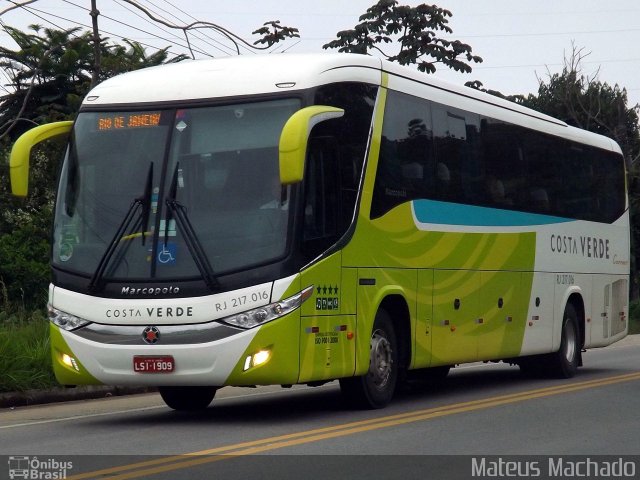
0;25;187;143
0;25;188;310
323;0;482;74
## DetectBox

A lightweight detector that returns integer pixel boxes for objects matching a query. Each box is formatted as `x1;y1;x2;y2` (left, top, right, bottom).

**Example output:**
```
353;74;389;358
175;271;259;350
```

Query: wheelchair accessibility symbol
158;243;177;265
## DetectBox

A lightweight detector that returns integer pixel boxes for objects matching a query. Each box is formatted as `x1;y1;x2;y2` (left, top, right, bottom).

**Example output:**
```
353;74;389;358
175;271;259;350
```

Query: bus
10;53;629;410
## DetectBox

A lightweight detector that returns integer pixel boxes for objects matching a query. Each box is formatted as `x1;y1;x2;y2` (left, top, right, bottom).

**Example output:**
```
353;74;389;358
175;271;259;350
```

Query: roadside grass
0;308;56;393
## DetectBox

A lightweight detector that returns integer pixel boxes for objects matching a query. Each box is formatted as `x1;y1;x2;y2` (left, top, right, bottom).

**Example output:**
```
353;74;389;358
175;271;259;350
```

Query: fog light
253;350;270;366
61;353;79;371
243;349;272;371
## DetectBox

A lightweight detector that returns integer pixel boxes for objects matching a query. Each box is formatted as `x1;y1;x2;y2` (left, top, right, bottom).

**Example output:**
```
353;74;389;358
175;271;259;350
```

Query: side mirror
278;106;344;185
10;121;74;197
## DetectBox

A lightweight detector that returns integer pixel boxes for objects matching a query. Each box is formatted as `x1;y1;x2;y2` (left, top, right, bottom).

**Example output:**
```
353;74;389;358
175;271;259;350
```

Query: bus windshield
53;98;300;284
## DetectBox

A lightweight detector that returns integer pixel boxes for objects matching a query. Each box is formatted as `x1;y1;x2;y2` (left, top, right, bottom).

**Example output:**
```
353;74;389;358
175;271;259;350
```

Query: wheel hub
563;319;577;363
369;329;393;389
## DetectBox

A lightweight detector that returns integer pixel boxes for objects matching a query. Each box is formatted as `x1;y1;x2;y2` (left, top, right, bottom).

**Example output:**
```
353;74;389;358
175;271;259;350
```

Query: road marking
67;371;640;480
0;386;328;430
0;406;165;430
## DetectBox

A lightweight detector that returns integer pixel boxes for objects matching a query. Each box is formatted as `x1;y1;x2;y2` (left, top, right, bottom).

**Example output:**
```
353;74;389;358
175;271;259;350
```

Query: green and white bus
10;53;629;410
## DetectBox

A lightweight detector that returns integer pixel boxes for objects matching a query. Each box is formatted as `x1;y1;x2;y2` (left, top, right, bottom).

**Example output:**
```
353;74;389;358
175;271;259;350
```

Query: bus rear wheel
546;303;580;378
339;310;398;409
159;386;217;411
518;303;580;378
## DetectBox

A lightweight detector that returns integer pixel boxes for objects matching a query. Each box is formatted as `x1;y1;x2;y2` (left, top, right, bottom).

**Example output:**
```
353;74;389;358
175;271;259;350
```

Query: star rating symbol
315;285;339;296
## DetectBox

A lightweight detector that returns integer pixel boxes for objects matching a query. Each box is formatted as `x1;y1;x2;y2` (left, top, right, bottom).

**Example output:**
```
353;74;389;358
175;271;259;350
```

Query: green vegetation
0;308;56;392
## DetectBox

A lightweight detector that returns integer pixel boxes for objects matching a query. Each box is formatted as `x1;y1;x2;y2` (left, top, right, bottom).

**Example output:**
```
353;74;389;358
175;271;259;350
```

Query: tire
159;386;217;411
546;303;580;378
517;304;580;378
340;309;398;409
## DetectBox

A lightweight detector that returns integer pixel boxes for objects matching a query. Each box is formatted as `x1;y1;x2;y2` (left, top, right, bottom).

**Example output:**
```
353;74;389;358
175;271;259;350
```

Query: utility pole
90;0;101;88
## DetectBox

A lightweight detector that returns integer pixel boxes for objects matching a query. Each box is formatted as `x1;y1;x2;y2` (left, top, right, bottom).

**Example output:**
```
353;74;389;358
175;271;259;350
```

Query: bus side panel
345;202;539;365
431;269;481;365
520;272;556;356
298;314;356;382
298;252;358;383
478;271;527;361
414;269;434;369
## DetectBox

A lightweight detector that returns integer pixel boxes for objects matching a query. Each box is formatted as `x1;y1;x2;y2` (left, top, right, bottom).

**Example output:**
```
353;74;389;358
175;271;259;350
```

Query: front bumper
51;311;301;387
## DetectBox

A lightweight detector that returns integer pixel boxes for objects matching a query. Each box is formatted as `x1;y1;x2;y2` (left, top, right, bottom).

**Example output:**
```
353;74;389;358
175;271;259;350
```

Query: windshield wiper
140;163;154;246
88;162;154;293
164;162;219;291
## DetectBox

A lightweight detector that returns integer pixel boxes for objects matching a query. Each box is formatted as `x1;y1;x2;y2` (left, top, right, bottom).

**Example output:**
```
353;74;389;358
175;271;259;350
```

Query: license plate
133;356;175;373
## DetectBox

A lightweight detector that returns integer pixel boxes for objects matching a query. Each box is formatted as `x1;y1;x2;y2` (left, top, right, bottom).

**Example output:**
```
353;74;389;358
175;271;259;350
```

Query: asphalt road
2;336;640;480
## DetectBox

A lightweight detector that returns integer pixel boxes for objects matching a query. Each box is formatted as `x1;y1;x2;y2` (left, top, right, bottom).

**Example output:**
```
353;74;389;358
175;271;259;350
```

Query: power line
139;0;237;56
109;0;211;57
17;1;181;59
160;0;255;55
455;26;640;39
110;0;186;43
57;0;208;58
8;0;71;32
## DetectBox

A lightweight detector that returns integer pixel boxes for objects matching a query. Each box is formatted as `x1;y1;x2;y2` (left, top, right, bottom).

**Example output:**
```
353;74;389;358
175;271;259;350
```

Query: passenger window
432;105;481;205
372;89;434;218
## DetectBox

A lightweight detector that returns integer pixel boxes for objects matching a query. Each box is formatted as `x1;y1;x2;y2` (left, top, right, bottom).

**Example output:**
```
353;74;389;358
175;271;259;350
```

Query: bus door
298;137;356;383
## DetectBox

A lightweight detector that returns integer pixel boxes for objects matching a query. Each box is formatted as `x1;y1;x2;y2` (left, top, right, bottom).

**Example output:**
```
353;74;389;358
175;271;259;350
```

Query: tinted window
432;105;481;205
302;82;377;260
370;88;625;223
372;90;434;218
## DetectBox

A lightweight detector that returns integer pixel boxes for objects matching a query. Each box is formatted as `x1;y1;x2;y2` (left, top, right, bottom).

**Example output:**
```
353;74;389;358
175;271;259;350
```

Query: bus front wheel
159;386;217;411
339;309;398;409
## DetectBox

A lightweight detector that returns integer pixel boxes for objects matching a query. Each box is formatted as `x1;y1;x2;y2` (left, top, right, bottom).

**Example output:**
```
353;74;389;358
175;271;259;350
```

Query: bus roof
83;53;382;106
83;53;621;154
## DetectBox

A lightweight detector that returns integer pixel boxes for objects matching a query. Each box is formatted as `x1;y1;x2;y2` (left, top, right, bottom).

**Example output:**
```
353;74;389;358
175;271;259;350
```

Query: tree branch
0;0;38;17
118;0;296;54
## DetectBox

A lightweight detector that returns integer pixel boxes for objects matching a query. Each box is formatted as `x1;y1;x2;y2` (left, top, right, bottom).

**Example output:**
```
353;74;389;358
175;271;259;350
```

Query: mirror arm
278;106;344;185
10;120;74;197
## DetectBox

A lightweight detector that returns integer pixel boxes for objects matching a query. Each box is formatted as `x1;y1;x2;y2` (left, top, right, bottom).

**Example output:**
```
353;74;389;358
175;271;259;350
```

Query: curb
0;386;156;409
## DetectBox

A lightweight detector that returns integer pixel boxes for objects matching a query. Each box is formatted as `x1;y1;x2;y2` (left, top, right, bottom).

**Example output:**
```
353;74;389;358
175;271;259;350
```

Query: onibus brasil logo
8;456;73;479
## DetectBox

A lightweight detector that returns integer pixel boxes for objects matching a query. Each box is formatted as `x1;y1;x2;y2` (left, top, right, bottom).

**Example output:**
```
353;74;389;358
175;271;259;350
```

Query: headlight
48;305;91;331
220;285;313;329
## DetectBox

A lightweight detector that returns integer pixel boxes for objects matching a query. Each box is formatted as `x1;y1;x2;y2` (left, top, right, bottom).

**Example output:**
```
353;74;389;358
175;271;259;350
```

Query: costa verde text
550;234;610;259
105;307;194;318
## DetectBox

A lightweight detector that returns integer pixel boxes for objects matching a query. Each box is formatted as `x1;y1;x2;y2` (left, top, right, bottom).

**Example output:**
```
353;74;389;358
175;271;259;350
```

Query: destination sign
97;112;162;131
